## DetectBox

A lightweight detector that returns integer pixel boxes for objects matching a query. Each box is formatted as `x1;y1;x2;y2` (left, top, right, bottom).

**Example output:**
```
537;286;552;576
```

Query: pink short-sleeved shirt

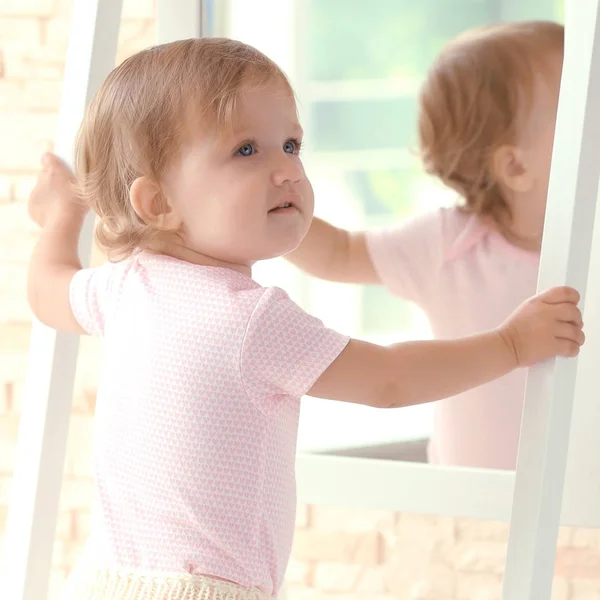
69;251;349;595
366;207;539;470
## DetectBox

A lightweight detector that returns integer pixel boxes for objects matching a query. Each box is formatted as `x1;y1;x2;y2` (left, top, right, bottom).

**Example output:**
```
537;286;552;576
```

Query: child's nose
271;155;304;186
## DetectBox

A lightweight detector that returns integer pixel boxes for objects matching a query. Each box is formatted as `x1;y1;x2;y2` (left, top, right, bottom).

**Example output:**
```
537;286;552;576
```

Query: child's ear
129;177;182;230
491;145;534;193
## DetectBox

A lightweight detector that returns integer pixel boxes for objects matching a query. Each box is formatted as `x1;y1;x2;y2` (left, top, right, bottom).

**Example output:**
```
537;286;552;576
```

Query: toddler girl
287;20;564;471
28;36;580;600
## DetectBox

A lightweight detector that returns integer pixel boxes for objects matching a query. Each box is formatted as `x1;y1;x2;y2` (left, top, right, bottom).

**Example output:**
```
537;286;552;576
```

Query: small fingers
554;322;585;346
540;286;580;306
40;152;75;179
41;152;53;168
553;303;583;327
555;339;581;358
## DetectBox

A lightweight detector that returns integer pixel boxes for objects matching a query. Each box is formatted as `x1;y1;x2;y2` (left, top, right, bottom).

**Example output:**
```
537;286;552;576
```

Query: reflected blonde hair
75;37;292;261
418;20;564;222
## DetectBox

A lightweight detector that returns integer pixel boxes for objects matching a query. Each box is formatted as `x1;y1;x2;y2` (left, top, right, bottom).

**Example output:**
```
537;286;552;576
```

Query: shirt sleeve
240;287;350;415
69;262;115;337
365;208;446;307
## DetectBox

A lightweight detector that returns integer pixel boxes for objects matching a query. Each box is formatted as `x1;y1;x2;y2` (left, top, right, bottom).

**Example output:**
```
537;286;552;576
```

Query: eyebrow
228;122;304;139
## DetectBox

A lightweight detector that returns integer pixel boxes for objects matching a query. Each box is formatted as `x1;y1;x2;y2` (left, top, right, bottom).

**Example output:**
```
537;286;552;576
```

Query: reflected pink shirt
366;207;539;470
69;251;349;595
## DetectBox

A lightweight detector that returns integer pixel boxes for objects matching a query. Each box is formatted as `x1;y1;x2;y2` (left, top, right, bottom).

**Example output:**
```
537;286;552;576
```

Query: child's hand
498;286;585;367
28;153;86;228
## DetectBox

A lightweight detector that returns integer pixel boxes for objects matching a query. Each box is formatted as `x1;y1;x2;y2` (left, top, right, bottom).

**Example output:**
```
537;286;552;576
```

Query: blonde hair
418;20;564;222
75;37;292;261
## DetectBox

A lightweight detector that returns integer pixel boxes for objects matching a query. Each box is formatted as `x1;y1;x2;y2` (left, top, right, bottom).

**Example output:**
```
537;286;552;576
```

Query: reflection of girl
288;21;564;470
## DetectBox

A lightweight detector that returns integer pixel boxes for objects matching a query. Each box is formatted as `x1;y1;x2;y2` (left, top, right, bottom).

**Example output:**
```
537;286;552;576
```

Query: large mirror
230;0;600;528
238;0;563;471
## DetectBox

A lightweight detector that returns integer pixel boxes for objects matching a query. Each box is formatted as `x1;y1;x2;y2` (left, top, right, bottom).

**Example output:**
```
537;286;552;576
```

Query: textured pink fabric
69;251;349;595
366;207;539;470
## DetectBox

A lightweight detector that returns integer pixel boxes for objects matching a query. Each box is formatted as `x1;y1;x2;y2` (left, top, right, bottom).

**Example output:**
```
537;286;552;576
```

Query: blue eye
283;140;297;154
236;143;255;157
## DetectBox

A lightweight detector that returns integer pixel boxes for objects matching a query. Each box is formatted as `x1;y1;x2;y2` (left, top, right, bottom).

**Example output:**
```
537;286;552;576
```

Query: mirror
247;0;566;475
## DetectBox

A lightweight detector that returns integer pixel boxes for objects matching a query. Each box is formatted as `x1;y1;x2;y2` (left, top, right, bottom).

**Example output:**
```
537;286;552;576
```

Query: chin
254;238;304;262
280;239;303;257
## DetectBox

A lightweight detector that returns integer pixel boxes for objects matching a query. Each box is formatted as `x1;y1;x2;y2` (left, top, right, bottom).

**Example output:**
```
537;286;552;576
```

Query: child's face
163;80;313;266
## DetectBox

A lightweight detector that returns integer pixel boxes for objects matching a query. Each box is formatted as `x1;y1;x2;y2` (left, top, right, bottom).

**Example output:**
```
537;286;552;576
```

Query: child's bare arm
27;154;87;333
309;286;584;408
286;217;380;284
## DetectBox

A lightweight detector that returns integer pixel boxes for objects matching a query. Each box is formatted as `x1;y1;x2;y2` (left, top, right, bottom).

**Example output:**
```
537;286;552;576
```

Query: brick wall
287;509;600;600
1;1;600;599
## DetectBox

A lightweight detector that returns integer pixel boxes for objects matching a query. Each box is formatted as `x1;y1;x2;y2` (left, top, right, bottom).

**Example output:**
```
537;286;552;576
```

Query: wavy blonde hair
75;37;292;261
418;20;564;222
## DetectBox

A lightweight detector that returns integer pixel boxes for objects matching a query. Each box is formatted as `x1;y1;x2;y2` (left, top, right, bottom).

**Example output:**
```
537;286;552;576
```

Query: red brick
116;19;157;65
70;388;97;415
43;17;70;50
456;573;502;600
0;380;15;414
55;510;76;542
0;0;55;18
73;509;91;542
0;264;30;322
0;110;59;145
452;541;507;575
0;80;62;111
292;530;383;565
455;518;508;543
295;503;310;528
0;378;25;413
58;478;94;511
64;414;94;477
571;527;600;550
555;547;600;579
313;563;362;593
385;562;455;598
0;411;20;474
354;566;387;595
571;578;600;599
52;537;85;570
311;506;394;535
286;559;313;587
0;17;41;44
551;577;570;600
0;322;32;354
121;0;155;20
0;138;53;170
395;513;455;545
10;173;41;202
387;513;455;569
0;174;12;202
2;45;65;80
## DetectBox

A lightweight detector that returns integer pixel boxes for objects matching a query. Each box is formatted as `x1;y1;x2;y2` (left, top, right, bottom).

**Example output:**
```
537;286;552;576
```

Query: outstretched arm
286;217;381;284
27;153;87;333
309;287;584;409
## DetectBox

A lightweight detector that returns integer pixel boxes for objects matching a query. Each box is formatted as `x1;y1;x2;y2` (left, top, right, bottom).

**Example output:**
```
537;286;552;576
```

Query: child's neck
498;223;542;253
491;213;543;253
493;193;545;253
153;240;253;277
